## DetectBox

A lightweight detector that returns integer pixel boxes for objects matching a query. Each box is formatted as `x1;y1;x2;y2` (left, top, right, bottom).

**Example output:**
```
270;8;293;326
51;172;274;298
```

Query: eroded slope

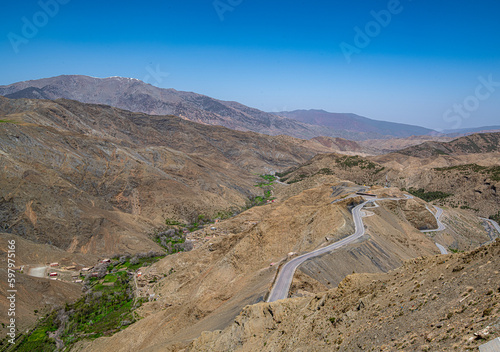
188;240;500;352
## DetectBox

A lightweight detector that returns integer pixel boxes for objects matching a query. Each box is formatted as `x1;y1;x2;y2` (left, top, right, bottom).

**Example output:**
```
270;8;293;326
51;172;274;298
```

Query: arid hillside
278;133;500;220
357;135;454;154
0;96;329;255
71;182;356;351
1;94;498;351
188;239;500;352
69;179;494;352
396;132;500;157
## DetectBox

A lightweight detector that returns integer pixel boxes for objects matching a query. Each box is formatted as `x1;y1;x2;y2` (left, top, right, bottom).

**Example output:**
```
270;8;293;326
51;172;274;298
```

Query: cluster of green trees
403;187;452;202
335;155;382;171
246;174;276;207
152;228;193;254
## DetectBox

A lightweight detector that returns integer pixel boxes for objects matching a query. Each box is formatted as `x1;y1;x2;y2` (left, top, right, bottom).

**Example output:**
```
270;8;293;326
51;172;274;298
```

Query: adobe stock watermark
213;0;243;21
143;64;170;86
340;0;407;64
443;75;500;130
7;0;71;54
6;239;17;345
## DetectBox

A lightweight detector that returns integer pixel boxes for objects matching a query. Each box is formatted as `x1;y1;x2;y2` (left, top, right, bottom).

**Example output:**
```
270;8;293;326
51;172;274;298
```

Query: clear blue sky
1;0;499;131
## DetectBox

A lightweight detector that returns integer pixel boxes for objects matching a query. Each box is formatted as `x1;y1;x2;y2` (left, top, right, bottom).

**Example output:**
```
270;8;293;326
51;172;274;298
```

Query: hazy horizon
1;0;499;131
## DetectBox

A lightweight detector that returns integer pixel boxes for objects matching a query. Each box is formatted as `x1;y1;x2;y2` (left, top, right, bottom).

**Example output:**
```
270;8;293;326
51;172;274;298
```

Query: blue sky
1;0;499;131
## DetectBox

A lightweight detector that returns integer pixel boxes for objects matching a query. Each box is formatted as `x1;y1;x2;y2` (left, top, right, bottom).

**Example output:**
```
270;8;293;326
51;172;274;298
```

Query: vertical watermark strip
6;239;17;345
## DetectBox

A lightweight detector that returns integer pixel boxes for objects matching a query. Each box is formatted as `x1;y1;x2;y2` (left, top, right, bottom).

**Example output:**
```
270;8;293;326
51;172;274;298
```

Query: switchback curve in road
421;205;448;254
435;242;448;255
267;200;369;302
267;194;449;302
480;217;500;235
422;205;446;232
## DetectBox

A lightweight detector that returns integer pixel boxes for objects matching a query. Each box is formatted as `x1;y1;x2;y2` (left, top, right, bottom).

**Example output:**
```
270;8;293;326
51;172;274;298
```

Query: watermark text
213;0;243;21
340;0;405;63
6;239;17;344
8;0;71;54
443;74;500;130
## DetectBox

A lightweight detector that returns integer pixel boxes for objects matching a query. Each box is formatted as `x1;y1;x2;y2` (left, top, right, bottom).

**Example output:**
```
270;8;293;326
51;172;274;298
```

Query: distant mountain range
2;75;498;140
274;109;434;138
0;75;447;141
438;126;500;137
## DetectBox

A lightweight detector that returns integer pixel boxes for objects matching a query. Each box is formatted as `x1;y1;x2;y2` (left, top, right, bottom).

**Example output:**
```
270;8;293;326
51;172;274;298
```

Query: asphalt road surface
435;242;449;255
481;217;500;235
267;194;450;302
267;201;369;302
420;205;448;253
422;206;446;232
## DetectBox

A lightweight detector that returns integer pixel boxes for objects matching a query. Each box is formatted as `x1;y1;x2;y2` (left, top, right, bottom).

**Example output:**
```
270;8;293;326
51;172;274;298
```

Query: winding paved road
267;200;369;302
422;206;446;232
481;217;500;235
421;205;448;254
435;242;448;255
267;194;449;302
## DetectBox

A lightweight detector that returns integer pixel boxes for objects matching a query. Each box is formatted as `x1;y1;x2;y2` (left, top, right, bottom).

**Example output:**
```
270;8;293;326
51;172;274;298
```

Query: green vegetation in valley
152;228;192;253
5;253;165;352
254;174;276;187
402;187;453;202
0;320;58;352
246;174;276;207
163;209;236;234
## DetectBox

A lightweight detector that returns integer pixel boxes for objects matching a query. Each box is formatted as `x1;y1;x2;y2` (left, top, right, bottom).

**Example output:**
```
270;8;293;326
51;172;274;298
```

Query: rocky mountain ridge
1;75;434;140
